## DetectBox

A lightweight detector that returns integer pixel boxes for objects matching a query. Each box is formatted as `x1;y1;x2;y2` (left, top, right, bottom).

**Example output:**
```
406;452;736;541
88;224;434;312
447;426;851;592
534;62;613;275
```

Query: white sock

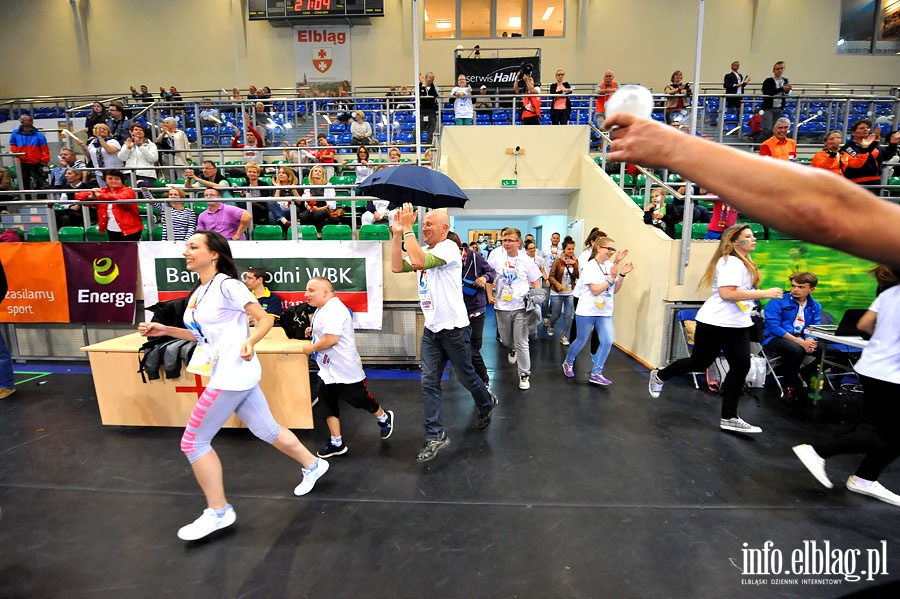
331;436;342;446
376;412;388;423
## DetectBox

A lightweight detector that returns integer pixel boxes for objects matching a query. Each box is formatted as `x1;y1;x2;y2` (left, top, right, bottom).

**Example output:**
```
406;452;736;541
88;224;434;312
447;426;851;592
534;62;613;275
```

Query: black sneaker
477;395;499;430
416;433;450;463
317;441;348;458
379;410;394;439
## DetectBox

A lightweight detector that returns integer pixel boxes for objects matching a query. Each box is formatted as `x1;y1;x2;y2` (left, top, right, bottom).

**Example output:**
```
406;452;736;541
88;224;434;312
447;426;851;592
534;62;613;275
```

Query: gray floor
1;316;899;598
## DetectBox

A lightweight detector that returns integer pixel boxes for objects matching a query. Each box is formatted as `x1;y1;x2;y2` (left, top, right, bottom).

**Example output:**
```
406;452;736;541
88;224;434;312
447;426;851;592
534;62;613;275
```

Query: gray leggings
180;386;281;464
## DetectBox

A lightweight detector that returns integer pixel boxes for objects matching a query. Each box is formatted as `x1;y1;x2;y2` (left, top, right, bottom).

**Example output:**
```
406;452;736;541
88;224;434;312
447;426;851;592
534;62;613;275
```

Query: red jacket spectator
76;185;143;236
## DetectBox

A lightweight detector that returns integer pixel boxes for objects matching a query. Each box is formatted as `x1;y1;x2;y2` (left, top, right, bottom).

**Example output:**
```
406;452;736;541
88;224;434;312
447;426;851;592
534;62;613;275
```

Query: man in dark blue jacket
763;272;822;399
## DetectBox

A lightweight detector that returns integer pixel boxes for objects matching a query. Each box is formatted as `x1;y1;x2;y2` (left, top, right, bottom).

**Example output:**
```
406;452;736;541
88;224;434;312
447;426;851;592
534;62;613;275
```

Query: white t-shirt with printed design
696;256;754;328
407;238;470;333
311;296;365;385
574;259;617;317
184;275;261;391
488;251;542;311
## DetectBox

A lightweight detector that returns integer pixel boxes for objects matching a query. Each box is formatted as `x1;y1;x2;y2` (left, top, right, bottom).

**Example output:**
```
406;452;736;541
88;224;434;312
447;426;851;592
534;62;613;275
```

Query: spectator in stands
376;146;402;170
593;70;618;129
447;231;496;389
283;137;317;180
549;69;573;126
268;166;300;232
672;183;713;235
303;276;394;458
76;123;124;187
390;204;497;462
548;237;579;345
106;101;132;144
244;267;283;322
450;75;474;126
247;85;260;100
418;72;440;145
50;148;86;187
229;87;243;101
239;161;271;225
487;227;543;390
315;133;337;179
746;110;764;143
151;188;197;241
75;169;143;241
759;117;797;161
118;123;159;187
664;70;691;124
643;187;668;233
761;61;792;137
811;130;845;176
763;271;822;401
351;145;374;184
840;118;899;189
199;102;221;123
706;199;739;240
723;60;750;113
196;187;250;241
160;86;182;102
55;167;91;228
130;84;153;103
85;102;108;136
253;102;275;145
474;86;493;110
603;113;900;269
361;196;396;228
9;114;50;192
185;161;231;197
156;117;191;180
562;237;634;385
349;111;376;146
514;71;542;125
230;119;265;164
306;165;341;228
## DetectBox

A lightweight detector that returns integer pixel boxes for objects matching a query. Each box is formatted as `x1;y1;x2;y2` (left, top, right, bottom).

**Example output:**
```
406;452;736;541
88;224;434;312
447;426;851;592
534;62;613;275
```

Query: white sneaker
560;335;570;346
846;476;900;507
507;351;517;364
792;444;833;489
648;369;664;399
720;417;762;434
547;326;555;336
294;458;330;496
518;374;530;390
177;505;236;541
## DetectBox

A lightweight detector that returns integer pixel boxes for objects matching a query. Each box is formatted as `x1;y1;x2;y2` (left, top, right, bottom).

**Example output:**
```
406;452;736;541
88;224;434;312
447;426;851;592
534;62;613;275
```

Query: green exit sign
501;179;518;188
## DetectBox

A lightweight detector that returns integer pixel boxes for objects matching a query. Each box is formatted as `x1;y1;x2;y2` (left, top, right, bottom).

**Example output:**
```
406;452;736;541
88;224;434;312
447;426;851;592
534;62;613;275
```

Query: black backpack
281;302;316;340
138;297;191;382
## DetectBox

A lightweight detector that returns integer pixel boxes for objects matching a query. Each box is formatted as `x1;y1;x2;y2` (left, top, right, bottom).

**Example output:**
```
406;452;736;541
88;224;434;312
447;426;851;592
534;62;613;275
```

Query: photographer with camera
664;70;692;124
513;64;542;126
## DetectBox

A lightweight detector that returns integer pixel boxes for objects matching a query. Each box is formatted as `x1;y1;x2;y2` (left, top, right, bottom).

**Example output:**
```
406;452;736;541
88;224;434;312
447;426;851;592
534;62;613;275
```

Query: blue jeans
0;327;14;389
564;315;614;375
549;294;574;337
421;326;493;440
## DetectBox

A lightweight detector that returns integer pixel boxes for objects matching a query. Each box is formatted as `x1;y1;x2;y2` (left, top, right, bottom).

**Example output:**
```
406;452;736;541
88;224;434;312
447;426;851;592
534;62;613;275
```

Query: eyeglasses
597;246;617;252
500;238;519;243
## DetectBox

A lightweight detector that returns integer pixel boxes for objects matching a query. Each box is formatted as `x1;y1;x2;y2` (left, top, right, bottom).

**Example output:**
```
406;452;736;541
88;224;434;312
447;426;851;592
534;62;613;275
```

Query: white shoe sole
792;445;833;489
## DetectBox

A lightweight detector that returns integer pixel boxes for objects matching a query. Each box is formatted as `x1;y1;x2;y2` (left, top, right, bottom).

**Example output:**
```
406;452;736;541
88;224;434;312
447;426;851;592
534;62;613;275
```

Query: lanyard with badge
594;263;614;310
185;274;220;376
419;269;434;311
309;308;329;364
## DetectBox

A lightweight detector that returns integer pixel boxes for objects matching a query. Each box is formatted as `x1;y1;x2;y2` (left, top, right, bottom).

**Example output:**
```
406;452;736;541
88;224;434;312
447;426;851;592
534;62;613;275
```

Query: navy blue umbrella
356;165;469;209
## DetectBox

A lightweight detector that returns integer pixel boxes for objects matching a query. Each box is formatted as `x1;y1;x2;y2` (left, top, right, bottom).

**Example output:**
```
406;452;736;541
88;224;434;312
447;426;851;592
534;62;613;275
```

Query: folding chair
819;311;863;390
755;342;785;398
676;309;706;389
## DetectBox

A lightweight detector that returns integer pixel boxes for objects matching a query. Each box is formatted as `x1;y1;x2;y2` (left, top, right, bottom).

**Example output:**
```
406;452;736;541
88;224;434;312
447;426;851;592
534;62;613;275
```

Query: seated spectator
76;123;124;187
196;187;251;240
55;167;92;228
309;164;343;225
268;166;301;231
673;183;713;232
474;85;494;110
705;198;739;240
149;188;197;241
642;187;668;233
759;117;797;161
230;119;265;163
244;267;283;323
763;272;822;400
349;111;376;146
117;123;159;187
376;146;402;170
299;165;334;234
247;85;260;100
315;134;337;179
50;148;86;187
129;85;153;104
185;161;231;197
229;87;243;101
242;161;272;224
361;197;396;227
811;130;845;176
351;145;375;184
253;102;276;144
74;169;143;241
747;111;764;143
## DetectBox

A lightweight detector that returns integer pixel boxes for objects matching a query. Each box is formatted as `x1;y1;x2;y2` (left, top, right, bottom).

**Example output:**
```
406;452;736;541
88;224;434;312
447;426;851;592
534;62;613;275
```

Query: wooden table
81;328;313;428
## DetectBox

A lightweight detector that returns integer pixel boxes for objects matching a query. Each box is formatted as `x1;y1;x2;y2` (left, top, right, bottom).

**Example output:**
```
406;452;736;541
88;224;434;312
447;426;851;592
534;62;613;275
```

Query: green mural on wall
754;241;877;321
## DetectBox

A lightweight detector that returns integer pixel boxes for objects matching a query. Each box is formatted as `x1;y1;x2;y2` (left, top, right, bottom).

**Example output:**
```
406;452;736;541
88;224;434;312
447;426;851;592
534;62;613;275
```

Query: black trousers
318;378;380;420
764;337;819;390
469;312;489;385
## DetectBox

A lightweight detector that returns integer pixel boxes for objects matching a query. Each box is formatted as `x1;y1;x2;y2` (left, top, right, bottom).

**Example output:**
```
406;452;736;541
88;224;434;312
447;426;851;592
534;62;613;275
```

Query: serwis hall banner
139;241;384;329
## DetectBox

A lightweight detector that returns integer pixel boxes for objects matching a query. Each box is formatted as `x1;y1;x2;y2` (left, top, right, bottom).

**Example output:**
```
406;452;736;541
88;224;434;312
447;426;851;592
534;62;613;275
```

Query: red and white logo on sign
313;47;333;73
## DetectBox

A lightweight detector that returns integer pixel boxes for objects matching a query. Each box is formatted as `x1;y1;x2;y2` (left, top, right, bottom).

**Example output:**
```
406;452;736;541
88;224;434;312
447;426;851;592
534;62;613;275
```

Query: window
424;0;564;39
837;0;900;55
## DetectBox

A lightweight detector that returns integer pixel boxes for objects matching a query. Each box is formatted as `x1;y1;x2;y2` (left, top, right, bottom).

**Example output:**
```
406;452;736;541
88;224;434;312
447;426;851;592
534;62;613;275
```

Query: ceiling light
542;7;554;21
436;20;452;29
508;16;521;28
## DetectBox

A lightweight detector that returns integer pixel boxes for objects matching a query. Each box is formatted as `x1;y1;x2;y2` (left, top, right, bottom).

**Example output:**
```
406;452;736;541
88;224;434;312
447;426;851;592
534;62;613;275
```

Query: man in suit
723;60;750;113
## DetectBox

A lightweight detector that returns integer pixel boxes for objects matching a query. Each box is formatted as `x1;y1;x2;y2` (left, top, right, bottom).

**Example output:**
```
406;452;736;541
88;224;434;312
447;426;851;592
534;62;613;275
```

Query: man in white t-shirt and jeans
488;227;543;390
302;277;394;458
391;204;498;463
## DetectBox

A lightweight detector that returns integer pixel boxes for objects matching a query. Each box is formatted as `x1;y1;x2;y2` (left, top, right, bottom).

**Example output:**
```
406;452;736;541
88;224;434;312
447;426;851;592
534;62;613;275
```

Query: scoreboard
249;0;385;19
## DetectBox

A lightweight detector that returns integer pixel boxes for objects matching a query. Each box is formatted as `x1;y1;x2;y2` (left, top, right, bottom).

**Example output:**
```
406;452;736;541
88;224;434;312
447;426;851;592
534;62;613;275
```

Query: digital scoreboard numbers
248;0;384;19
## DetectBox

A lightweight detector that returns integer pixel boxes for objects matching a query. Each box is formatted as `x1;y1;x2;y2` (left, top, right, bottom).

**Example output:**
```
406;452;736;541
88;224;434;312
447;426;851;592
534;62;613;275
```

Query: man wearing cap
474;86;494;110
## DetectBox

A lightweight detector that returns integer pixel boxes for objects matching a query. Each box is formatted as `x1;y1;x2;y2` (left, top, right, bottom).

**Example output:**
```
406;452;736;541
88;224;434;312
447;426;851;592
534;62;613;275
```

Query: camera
521;63;534;78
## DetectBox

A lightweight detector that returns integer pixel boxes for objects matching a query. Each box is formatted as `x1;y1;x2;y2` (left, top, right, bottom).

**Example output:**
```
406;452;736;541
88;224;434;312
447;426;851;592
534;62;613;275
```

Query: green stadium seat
691;223;708;239
253;225;284;240
26;226;51;242
151;178;168;188
674;223;683;237
299;225;318;240
358;224;391;240
57;226;85;242
85;225;108;241
610;174;633;188
141;227;150;241
193;202;208;216
151;226;165;241
321;224;352;240
747;222;765;238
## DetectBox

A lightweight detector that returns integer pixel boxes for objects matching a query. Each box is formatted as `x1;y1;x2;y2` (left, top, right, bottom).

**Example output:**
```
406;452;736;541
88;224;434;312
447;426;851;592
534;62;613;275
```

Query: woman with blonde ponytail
647;224;783;434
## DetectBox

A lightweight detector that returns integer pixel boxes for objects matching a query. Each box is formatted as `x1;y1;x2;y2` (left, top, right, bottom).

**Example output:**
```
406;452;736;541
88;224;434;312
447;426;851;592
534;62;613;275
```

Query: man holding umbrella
391;203;498;463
